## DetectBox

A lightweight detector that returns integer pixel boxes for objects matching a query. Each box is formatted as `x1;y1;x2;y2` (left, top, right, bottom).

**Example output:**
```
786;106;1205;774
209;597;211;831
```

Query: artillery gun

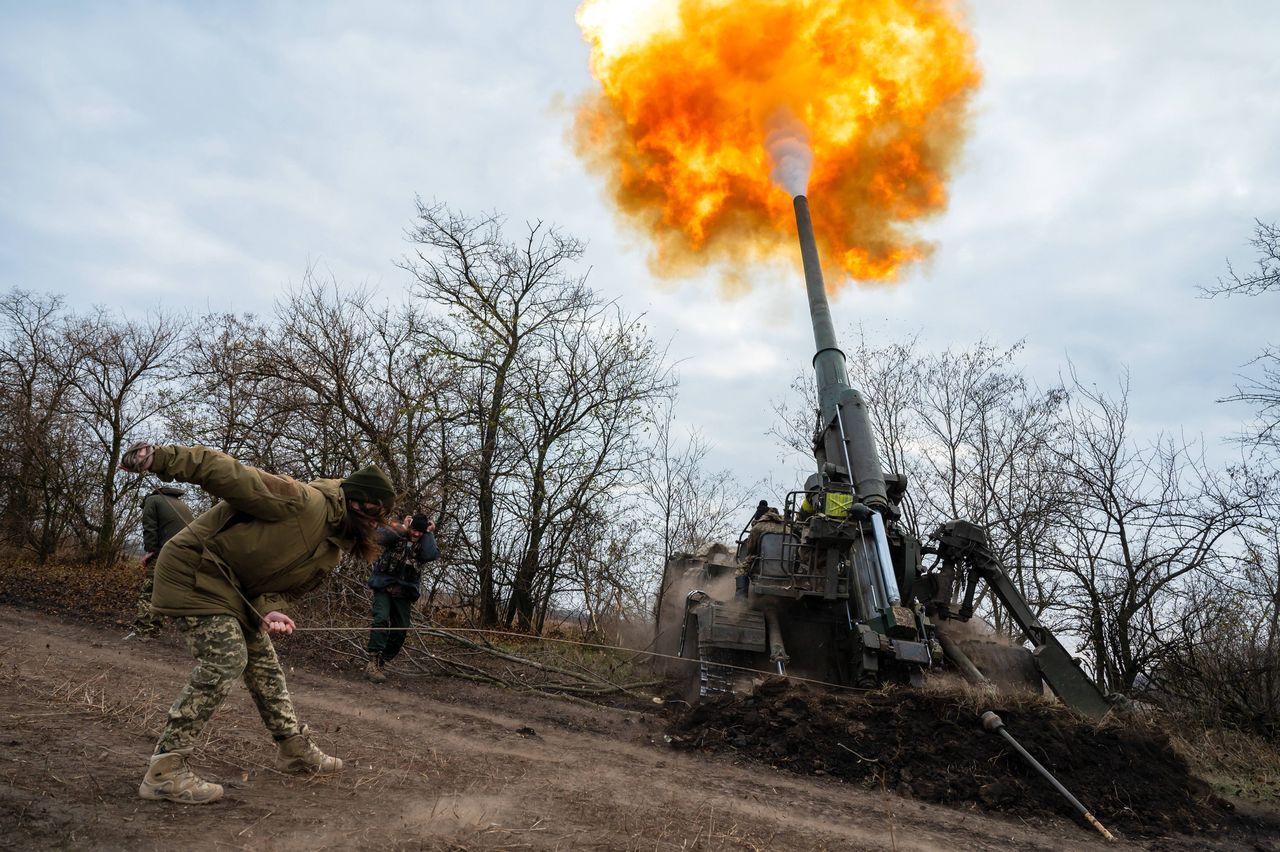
654;195;1112;719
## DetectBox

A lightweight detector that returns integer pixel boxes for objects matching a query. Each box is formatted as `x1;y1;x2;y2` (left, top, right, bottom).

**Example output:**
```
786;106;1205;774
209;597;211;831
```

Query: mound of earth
667;678;1233;838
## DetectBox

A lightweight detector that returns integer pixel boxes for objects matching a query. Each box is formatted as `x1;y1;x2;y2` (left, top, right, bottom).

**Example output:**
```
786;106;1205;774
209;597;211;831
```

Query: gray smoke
765;111;813;197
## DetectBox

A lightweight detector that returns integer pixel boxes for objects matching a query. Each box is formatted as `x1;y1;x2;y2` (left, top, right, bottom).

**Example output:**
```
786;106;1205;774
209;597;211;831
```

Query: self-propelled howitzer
654;195;1112;718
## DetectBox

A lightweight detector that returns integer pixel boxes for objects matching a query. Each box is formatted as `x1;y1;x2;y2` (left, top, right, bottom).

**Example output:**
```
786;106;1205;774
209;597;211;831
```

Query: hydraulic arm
928;520;1111;719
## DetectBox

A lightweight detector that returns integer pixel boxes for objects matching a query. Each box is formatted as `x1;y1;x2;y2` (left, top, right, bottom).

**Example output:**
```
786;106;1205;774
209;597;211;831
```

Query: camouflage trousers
131;567;163;637
155;614;300;754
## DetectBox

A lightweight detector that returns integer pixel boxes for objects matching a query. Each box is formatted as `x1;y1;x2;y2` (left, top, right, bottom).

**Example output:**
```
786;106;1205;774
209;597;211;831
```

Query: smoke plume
765;112;813;198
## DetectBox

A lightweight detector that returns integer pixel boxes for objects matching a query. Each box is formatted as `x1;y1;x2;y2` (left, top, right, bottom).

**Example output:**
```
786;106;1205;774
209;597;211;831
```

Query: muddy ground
2;605;1278;851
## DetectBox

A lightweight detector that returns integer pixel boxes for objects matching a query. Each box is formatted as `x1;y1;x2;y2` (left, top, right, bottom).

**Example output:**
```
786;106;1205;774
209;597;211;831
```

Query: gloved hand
120;441;156;473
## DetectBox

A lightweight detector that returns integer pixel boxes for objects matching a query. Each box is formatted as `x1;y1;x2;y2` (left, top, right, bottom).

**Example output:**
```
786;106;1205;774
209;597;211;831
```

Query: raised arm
416;532;440;563
129;444;308;522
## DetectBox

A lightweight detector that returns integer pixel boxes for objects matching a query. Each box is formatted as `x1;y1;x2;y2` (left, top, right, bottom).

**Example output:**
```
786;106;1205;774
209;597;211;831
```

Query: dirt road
0;606;1254;851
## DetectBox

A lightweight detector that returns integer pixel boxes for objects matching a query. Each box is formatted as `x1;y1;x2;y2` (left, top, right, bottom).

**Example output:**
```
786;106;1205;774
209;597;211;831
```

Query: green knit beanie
340;464;396;511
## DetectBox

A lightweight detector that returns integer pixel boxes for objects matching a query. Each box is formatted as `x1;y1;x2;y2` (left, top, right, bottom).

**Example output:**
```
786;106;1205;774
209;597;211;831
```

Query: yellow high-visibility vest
825;492;853;518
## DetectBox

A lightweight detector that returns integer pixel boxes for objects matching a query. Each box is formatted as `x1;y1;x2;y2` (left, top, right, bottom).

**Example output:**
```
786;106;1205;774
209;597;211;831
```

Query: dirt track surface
0;606;1272;852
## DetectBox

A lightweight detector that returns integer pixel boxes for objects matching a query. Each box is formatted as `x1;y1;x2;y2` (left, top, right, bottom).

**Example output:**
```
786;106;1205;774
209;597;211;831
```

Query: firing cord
277;621;873;697
223;564;872;697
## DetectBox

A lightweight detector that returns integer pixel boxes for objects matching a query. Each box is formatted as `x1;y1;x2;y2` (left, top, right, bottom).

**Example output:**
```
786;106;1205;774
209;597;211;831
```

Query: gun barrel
791;194;888;507
792;195;849;422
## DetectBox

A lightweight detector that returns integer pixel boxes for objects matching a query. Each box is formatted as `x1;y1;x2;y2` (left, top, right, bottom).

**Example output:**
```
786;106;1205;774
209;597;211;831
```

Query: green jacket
149;445;355;630
142;486;194;553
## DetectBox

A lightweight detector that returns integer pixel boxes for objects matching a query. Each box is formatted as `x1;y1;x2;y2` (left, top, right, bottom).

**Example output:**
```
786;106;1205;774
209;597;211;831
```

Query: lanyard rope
225;559;869;695
283;621;872;695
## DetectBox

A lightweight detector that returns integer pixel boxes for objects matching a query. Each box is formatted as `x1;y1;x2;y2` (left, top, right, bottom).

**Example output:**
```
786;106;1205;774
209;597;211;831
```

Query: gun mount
654;195;1111;719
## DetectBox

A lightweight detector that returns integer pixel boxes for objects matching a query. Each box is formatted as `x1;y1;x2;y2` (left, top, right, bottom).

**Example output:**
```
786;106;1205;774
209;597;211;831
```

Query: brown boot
138;750;224;804
276;724;343;774
364;654;386;683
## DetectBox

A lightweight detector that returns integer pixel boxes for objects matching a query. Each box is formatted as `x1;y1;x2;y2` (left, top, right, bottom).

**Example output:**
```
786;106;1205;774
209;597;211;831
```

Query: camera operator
365;513;439;683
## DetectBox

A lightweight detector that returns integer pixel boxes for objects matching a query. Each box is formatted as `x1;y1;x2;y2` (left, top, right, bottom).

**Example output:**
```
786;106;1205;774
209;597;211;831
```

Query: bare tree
502;305;674;630
0;289;88;562
58;307;187;564
258;278;399;478
1157;547;1280;735
175;278;462;514
1202;219;1280;298
1152;458;1280;736
400;202;603;627
1203;220;1280;449
1047;370;1258;693
565;511;650;641
166;311;284;462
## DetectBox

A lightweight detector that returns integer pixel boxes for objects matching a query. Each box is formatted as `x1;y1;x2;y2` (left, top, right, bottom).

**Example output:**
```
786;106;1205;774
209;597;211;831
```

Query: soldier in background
736;502;786;601
127;485;194;640
364;512;440;683
120;441;395;805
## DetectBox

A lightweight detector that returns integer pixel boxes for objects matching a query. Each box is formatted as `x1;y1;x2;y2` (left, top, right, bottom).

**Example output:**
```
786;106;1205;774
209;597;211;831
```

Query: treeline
0;202;748;635
3;204;1276;736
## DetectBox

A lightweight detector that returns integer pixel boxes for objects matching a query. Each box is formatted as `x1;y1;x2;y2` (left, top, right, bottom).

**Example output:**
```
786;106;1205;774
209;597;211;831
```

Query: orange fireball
574;0;981;289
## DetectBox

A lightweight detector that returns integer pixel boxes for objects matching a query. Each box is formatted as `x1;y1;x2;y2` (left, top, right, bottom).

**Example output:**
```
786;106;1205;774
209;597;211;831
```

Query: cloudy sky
2;1;1277;490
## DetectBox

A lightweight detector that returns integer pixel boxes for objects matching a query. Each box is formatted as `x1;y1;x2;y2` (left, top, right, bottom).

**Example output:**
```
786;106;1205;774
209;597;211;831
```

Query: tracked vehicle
654;195;1111;718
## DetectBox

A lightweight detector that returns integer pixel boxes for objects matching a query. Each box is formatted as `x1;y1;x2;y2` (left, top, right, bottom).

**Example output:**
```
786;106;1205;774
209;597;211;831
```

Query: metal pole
869;511;901;606
793;194;849;422
937;631;991;687
981;712;1115;842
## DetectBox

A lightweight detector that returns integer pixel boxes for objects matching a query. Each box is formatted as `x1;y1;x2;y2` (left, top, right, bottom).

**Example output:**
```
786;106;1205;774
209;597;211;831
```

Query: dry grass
609;798;779;851
1172;724;1280;803
0;646;170;735
916;675;1067;718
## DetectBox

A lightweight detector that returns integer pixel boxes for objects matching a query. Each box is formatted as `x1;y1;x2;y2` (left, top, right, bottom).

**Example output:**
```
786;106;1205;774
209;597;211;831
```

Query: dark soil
667;678;1239;839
